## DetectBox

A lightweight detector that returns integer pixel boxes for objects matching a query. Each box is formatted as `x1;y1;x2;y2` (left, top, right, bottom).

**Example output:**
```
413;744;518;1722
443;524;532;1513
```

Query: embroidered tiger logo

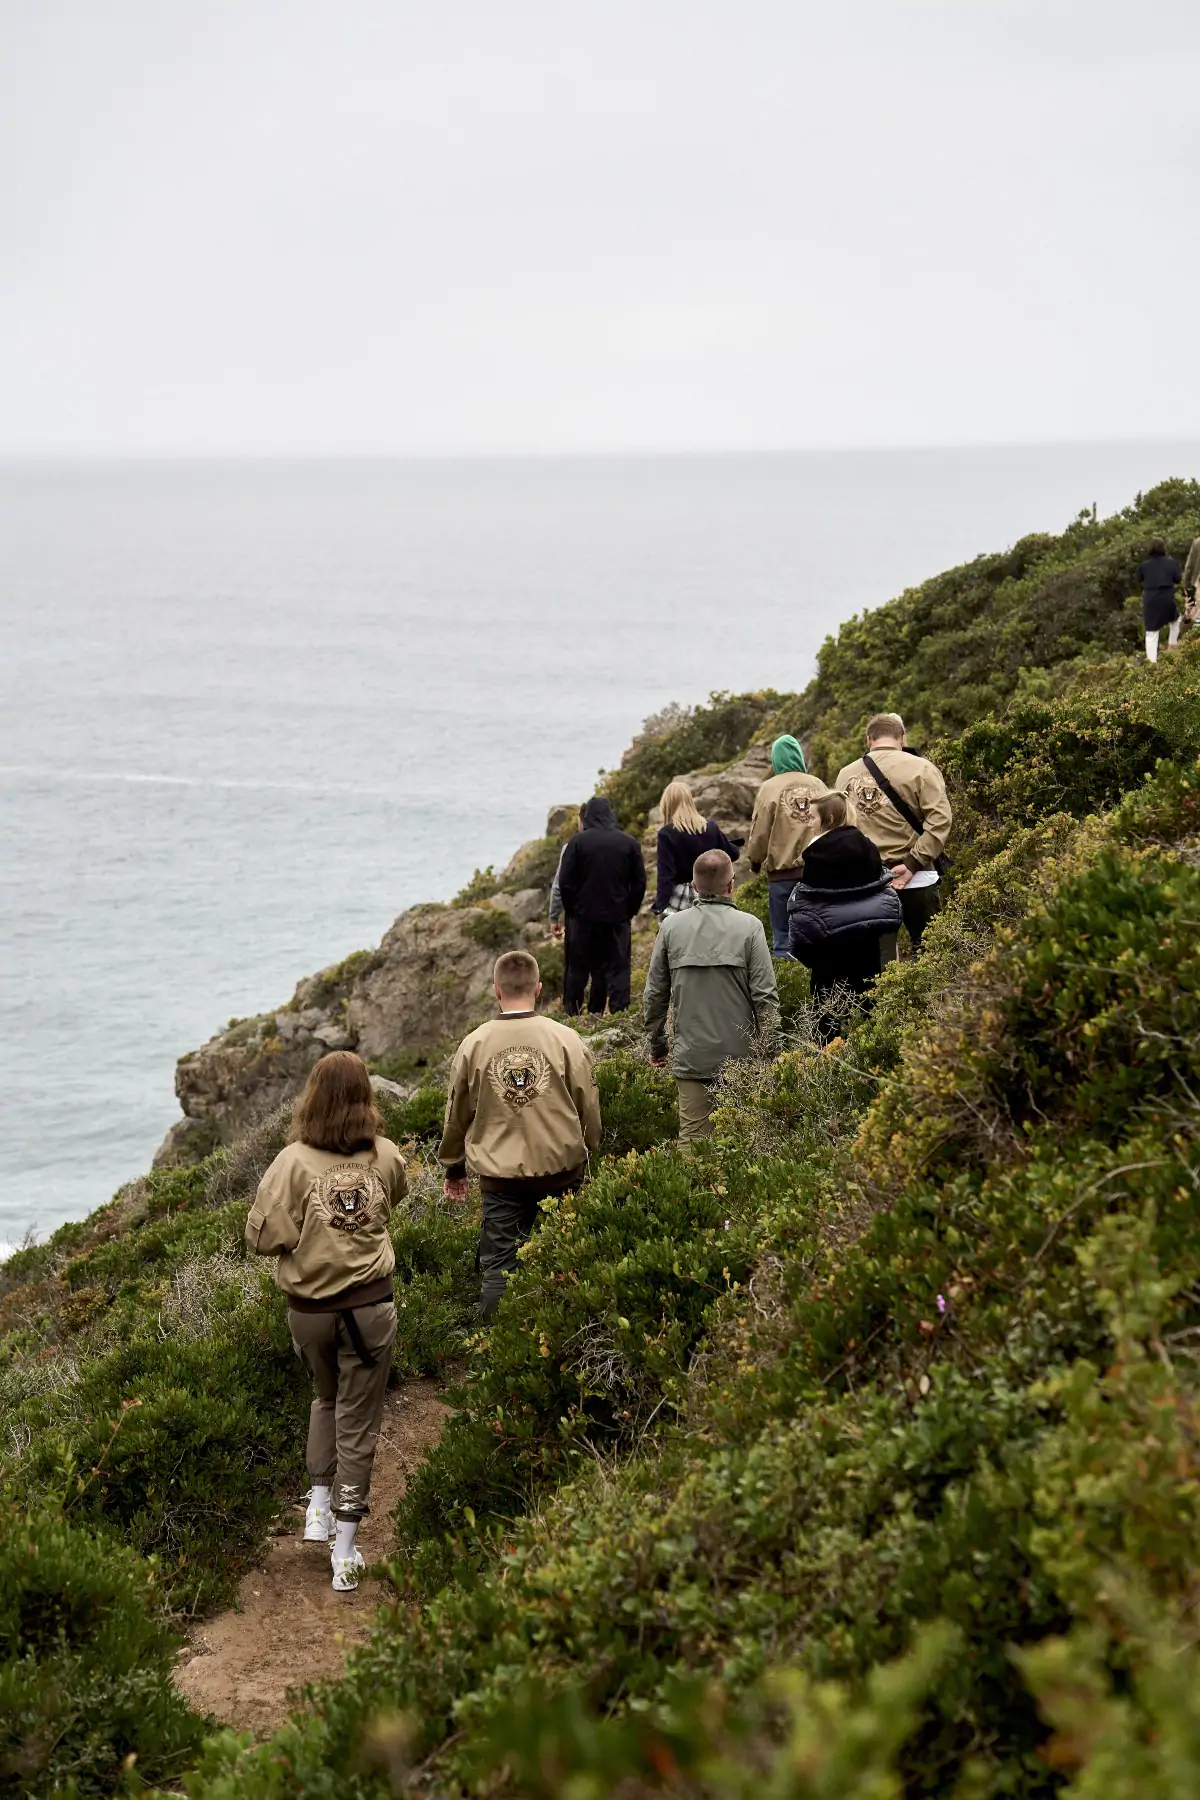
844;776;883;815
782;788;814;822
317;1163;387;1234
486;1046;551;1109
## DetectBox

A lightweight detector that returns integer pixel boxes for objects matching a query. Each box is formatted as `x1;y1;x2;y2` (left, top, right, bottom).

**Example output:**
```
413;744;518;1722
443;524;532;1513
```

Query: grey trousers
288;1300;397;1520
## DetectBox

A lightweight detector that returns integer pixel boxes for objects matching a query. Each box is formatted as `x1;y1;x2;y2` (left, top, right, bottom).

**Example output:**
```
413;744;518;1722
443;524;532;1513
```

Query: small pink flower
936;1293;947;1315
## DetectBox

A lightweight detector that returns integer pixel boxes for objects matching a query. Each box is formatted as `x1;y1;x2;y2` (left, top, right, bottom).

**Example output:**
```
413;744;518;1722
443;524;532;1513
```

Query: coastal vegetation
3;479;1200;1796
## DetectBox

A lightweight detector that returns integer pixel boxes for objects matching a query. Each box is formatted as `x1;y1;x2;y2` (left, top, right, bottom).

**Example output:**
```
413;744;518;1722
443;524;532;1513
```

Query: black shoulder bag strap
862;753;925;838
862;754;950;875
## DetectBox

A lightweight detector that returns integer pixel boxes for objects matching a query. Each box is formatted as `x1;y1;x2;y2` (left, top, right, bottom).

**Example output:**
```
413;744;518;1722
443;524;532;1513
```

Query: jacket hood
789;869;897;904
771;734;807;775
581;796;619;830
801;824;885;891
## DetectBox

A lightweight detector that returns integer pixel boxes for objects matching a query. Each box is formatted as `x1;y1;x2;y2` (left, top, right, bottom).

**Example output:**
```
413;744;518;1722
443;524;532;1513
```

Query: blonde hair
660;780;706;835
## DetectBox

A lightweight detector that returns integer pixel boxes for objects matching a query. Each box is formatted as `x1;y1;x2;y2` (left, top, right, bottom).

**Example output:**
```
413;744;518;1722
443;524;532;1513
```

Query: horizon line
3;435;1200;466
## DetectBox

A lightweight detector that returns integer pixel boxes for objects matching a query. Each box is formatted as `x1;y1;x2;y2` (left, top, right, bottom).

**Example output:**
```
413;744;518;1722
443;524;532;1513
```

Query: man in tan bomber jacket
836;712;952;948
440;949;601;1318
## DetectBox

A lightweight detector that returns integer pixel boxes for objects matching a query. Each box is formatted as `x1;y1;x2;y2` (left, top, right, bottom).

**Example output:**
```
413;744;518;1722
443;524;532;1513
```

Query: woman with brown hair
786;792;902;1040
246;1050;406;1591
653;780;742;916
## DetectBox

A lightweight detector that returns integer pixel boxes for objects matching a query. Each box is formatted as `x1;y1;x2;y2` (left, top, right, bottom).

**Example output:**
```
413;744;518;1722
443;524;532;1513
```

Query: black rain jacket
786;827;902;963
558;797;647;924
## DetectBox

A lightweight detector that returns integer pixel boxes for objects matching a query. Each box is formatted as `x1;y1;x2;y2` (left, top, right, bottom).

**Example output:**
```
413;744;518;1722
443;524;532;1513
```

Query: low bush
461;907;520;950
596;1050;679;1155
0;1504;204;1797
603;692;798;833
395;1144;760;1568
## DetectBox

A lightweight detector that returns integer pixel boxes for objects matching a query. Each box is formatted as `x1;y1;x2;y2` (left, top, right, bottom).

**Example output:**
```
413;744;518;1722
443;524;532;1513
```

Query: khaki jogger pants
676;1078;716;1144
288;1300;397;1520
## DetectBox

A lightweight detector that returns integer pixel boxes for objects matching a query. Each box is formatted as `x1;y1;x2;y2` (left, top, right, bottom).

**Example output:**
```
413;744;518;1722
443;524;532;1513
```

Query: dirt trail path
174;1378;449;1738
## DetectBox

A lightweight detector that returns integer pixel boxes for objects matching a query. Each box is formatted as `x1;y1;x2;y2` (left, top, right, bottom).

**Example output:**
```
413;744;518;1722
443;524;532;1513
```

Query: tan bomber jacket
246;1137;406;1307
439;1011;601;1181
745;771;829;877
835;748;952;871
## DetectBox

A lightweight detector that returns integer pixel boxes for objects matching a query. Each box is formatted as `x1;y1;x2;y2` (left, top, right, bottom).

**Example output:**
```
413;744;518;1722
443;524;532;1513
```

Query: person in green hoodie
745;735;828;956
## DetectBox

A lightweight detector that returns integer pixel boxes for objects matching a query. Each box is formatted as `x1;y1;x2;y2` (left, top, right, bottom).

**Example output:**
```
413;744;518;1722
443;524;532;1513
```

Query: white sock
333;1518;358;1560
1146;629;1159;663
310;1484;332;1510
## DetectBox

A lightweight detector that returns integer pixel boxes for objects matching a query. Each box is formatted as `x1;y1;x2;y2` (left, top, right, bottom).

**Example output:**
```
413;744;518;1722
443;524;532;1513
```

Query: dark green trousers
479;1169;582;1318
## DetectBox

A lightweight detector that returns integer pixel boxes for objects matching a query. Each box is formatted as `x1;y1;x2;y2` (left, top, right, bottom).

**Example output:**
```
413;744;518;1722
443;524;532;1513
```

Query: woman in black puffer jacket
787;793;902;1037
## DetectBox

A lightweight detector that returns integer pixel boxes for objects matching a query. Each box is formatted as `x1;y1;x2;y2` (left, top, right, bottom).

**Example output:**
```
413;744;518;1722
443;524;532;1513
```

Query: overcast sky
2;0;1197;455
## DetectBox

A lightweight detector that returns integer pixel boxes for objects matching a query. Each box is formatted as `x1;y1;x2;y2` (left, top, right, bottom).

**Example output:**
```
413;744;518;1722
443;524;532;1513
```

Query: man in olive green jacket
644;850;780;1143
440;949;601;1317
835;712;952;947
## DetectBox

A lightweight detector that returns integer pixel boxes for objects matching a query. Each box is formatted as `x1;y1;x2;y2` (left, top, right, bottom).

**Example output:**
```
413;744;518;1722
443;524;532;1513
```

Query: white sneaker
331;1547;366;1592
303;1491;333;1542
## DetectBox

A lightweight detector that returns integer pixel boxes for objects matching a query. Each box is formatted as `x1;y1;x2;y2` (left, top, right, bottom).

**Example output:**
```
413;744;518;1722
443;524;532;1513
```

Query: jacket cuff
443;1160;467;1180
903;853;923;874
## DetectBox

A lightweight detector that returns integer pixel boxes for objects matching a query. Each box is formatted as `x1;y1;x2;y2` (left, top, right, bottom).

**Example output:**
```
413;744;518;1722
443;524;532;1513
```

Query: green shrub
453;866;498;907
734;871;770;927
596;1051;679;1155
0;1505;203;1797
383;1085;446;1141
461;907;520;950
395;1145;760;1561
603;692;799;833
389;1186;480;1377
535;938;565;997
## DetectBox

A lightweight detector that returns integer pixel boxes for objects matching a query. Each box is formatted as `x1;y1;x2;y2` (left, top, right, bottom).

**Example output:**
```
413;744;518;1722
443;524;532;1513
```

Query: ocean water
2;444;1197;1247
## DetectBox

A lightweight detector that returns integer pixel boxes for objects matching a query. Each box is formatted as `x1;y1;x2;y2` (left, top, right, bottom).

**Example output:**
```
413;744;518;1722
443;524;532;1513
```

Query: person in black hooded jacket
557;796;647;1015
786;793;902;1038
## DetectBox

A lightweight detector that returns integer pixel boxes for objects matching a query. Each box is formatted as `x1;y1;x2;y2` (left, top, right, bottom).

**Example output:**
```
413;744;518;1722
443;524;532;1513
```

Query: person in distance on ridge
1139;536;1183;663
745;734;828;957
645;848;779;1147
556;796;646;1015
836;713;952;950
246;1050;406;1593
440;950;600;1319
653;779;742;917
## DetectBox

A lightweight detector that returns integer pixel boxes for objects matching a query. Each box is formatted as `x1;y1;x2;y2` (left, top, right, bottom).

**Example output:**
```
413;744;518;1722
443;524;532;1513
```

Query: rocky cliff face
155;744;773;1167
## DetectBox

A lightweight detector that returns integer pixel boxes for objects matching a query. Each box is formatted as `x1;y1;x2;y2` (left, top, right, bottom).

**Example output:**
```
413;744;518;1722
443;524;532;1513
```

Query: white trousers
1146;619;1182;662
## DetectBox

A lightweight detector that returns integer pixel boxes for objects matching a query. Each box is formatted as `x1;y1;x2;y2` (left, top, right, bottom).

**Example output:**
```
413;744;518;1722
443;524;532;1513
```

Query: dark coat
1138;554;1182;630
787;827;902;987
558;797;647;924
654;819;742;913
800;825;887;891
